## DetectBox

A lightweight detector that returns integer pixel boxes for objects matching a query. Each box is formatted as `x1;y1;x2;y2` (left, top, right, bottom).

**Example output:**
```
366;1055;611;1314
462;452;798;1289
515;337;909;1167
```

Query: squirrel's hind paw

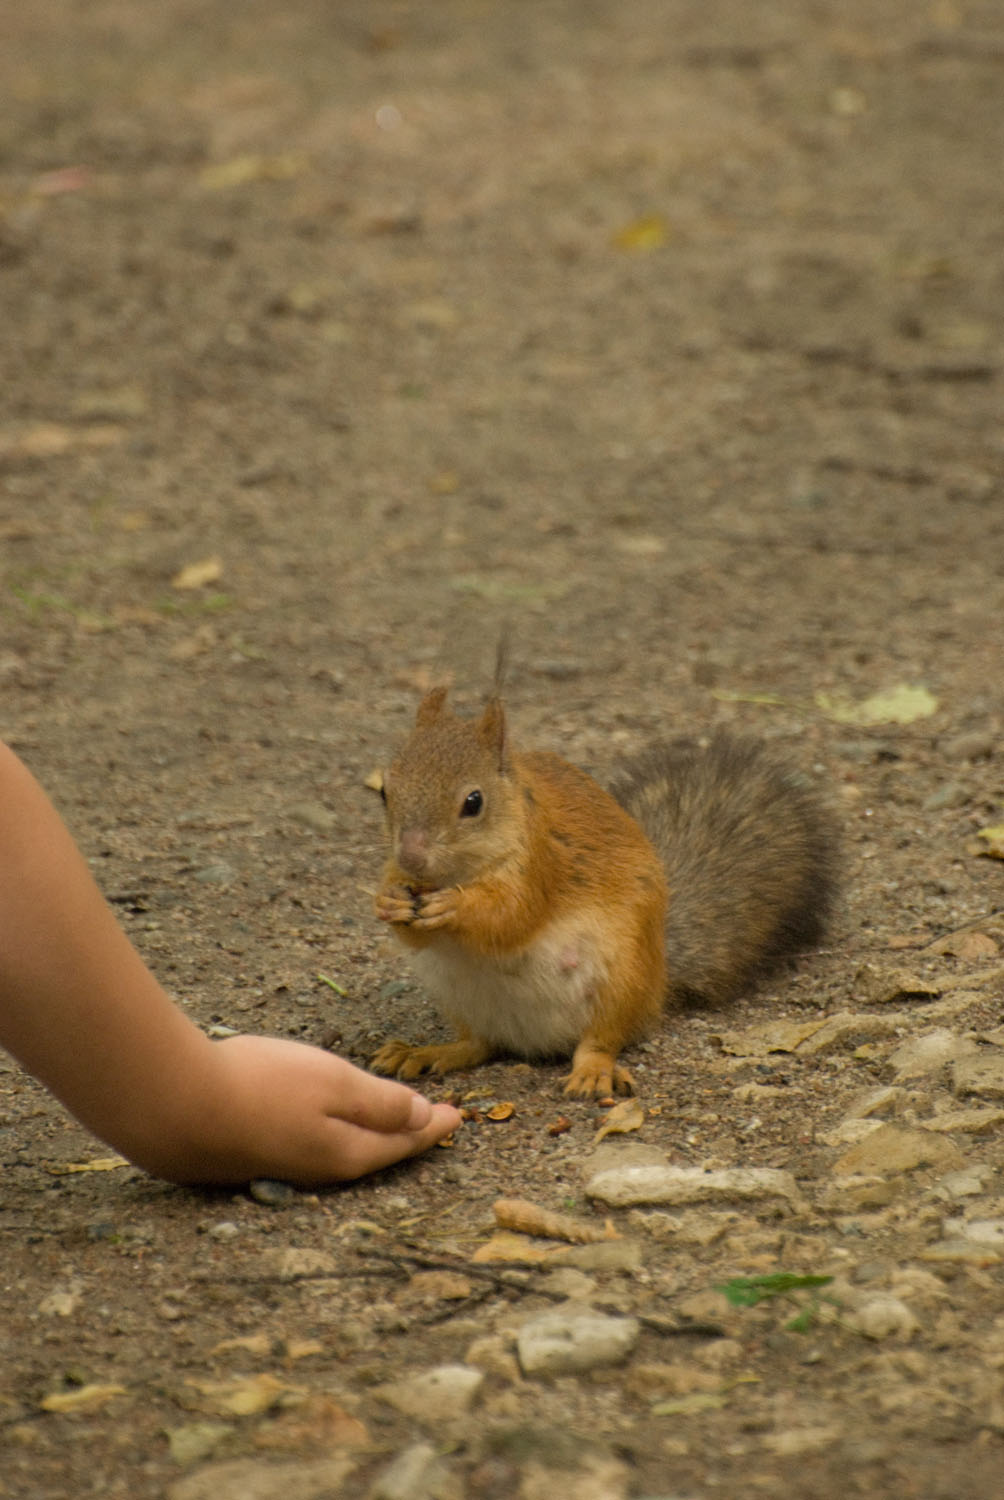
563;1045;634;1099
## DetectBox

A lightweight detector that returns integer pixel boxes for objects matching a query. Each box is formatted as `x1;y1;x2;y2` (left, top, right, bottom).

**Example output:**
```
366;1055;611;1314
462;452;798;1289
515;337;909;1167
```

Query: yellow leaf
364;768;385;793
46;1155;130;1176
976;824;1004;860
172;557;222;590
613;213;669;252
199;153;308;190
471;1232;562;1264
814;684;938;725
184;1373;300;1418
41;1383;127;1413
593;1096;646;1143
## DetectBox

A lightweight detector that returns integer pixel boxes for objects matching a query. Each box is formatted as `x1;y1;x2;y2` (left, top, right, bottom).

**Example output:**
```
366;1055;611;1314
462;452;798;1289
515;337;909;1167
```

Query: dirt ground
2;2;1004;1496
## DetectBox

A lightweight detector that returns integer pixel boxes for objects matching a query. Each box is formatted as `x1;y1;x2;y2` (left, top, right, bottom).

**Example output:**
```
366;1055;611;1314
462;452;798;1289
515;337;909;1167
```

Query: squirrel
370;685;837;1097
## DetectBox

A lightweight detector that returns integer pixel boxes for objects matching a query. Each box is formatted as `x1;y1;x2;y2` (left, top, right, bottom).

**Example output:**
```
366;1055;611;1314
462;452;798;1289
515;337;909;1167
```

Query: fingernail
407;1093;432;1131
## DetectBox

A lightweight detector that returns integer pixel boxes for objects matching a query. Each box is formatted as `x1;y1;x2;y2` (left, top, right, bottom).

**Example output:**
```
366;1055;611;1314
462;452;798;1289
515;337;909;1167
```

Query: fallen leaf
975;825;1004;860
814;684;938;725
485;1101;515;1121
471;1232;562;1265
493;1197;618;1245
172;557;222;590
46;1155;130;1175
593;1096;646;1143
41;1383;127;1413
183;1373;300;1418
199;153;309;190
363;768;384;793
613;213;670;252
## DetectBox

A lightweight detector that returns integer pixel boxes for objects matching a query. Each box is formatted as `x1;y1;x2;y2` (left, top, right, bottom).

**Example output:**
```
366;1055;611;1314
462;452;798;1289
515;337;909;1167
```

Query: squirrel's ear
478;696;508;768
415;685;449;727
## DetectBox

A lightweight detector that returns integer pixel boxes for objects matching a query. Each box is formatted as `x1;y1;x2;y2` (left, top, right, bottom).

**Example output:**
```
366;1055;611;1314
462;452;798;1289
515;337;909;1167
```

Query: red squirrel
371;686;836;1097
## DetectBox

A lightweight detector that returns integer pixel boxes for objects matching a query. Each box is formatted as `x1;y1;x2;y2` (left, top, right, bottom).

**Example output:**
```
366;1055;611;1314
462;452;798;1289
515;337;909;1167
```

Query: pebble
586;1162;801;1209
952;1052;1004;1101
208;1221;240;1241
369;1442;460;1500
372;1365;484;1424
167;1456;357;1500
942;1217;1004;1248
888;1030;978;1081
849;1294;920;1341
516;1309;640;1376
249;1179;297;1208
943;730;996;761
815;1175;904;1212
833;1125;963;1176
286;801;338;834
192;860;238;886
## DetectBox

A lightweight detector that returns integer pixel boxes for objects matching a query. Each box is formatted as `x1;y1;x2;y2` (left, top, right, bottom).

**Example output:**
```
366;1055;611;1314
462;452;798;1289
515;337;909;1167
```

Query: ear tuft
478;696;508;768
415;685;449;728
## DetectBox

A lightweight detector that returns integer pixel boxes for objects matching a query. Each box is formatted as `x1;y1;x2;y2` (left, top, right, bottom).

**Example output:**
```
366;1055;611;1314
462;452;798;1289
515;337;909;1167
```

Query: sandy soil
2;3;1004;1496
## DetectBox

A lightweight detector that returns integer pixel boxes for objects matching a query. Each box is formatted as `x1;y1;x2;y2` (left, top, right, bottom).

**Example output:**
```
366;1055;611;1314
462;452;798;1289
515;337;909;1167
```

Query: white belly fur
409;915;607;1058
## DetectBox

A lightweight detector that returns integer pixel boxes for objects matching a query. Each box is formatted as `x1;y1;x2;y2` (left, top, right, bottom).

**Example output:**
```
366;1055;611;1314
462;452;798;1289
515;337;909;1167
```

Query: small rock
942;1217;1004;1248
400;1271;473;1304
921;1107;1004;1135
815;1175;904;1212
842;1086;903;1120
855;965;943;1005
167;1456;357;1500
952;1052;1004;1102
943;731;996;761
586;1162;801;1209
798;1011;901;1056
262;1247;338;1280
763;1424;843;1456
833;1125;963;1176
286;801;338;834
192;861;238;886
849;1294;919;1341
548;1240;644;1272
372;1365;484;1423
208;1221;241;1241
463;1334;520;1381
516;1310;640;1376
249;1180;297;1208
887;1030;978;1081
368;1442;460;1500
37;1286;82;1318
932;1164;994;1200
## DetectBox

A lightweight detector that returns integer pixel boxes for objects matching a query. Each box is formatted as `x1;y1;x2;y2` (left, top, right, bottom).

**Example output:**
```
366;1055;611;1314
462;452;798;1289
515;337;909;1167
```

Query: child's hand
166;1035;462;1186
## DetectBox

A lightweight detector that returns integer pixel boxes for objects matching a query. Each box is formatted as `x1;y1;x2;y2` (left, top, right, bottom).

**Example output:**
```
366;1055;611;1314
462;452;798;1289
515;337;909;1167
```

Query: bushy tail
610;733;838;1005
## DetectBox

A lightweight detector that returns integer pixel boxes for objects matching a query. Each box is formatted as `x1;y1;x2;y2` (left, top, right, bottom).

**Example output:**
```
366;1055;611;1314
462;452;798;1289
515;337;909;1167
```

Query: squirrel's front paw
411;888;460;931
374;884;420;926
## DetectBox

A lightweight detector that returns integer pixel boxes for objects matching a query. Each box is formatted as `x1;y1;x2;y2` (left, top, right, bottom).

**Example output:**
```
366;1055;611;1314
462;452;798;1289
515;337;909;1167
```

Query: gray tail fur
609;733;838;1006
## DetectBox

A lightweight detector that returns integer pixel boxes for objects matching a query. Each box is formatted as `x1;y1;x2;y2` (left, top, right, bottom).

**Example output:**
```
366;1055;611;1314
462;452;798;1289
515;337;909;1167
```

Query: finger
318;1103;462;1182
326;1058;452;1135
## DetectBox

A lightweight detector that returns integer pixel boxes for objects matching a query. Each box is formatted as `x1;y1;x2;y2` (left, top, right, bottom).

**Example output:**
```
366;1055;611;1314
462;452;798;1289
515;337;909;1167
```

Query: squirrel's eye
461;789;484;818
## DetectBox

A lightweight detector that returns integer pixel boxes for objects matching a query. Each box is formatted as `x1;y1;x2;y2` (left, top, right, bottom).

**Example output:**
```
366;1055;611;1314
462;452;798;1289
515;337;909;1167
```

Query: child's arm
0;742;460;1185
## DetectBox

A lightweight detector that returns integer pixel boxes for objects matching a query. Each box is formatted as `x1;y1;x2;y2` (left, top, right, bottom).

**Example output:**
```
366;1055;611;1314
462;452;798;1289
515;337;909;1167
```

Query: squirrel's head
379;686;521;889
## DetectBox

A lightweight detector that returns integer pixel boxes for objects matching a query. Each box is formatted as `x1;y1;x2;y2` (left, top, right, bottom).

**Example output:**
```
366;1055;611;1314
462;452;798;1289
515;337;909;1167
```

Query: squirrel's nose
398;828;430;876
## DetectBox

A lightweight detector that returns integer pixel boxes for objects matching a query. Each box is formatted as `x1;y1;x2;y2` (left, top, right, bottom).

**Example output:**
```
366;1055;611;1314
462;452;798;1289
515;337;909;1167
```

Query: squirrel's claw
563;1046;635;1099
411;888;459;931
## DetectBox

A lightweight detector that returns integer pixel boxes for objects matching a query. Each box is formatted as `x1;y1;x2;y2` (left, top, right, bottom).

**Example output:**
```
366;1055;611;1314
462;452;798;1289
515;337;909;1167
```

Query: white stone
585;1163;801;1208
373;1365;484;1424
516;1309;640;1376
